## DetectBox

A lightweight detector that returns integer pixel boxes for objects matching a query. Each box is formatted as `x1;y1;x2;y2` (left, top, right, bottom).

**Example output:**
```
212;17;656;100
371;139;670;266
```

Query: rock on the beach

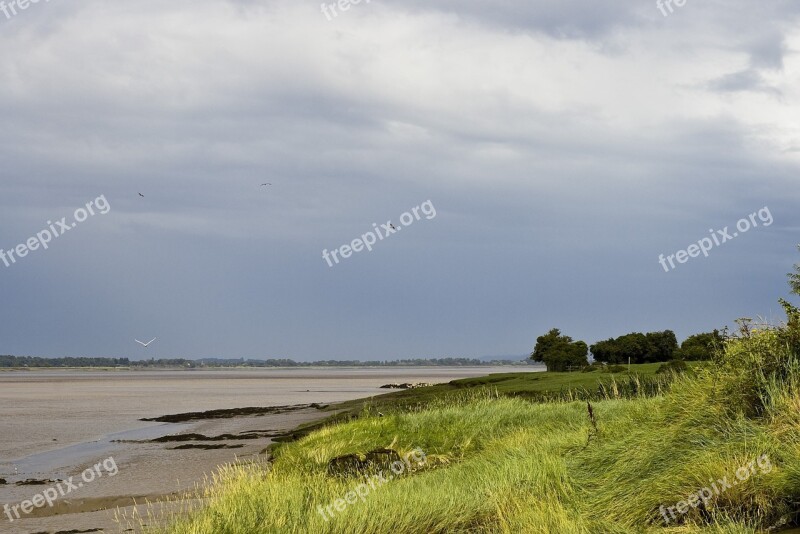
379;382;433;389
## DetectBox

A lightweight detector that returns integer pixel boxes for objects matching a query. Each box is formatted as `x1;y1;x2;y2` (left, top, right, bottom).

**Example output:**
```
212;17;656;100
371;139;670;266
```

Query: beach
0;367;523;533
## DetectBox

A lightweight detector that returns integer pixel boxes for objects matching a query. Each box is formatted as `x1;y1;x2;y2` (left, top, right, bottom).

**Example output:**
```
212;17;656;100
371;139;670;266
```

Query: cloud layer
1;0;799;360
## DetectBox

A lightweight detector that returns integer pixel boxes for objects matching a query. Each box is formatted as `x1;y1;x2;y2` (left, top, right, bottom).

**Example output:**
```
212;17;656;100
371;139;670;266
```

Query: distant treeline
0;356;132;368
590;330;723;364
530;328;724;372
0;356;527;368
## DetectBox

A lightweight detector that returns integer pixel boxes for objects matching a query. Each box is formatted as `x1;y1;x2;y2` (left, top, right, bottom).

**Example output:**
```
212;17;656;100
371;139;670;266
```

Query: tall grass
157;323;800;533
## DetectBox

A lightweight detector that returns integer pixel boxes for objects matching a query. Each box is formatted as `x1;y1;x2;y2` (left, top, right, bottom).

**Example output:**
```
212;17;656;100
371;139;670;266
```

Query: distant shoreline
0;364;536;372
0;364;536;373
1;354;533;369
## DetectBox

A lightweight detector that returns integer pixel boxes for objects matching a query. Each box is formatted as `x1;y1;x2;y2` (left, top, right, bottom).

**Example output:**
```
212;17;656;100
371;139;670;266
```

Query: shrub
715;327;799;417
678;330;724;361
656;359;688;375
581;362;604;373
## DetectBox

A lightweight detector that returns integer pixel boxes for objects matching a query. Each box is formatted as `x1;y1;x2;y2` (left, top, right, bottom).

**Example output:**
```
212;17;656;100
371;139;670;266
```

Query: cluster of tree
0;356;526;368
589;331;678;364
674;330;724;361
530;328;724;372
529;329;589;372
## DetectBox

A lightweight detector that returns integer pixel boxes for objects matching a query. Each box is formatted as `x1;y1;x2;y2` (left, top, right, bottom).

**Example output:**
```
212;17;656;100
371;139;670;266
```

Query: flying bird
390;224;398;231
138;193;144;197
260;183;272;186
135;338;157;348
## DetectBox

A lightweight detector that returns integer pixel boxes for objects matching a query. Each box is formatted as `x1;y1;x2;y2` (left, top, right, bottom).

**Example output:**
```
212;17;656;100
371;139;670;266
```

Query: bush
656;359;688;375
678;330;724;361
714;320;800;417
581;362;604;373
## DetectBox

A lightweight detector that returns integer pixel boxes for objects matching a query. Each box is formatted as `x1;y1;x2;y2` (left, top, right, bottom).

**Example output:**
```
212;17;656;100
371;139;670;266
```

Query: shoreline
2;367;526;533
0;364;533;372
2;367;524;459
2;404;335;534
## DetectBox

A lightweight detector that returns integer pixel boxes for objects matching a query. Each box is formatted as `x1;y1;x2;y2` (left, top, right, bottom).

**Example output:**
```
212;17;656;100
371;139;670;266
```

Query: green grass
448;362;667;392
156;344;800;533
324;362;675;415
267;363;677;449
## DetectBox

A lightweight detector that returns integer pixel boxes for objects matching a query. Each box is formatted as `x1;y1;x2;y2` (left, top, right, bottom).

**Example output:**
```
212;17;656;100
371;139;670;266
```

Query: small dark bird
138;193;144;197
261;183;272;186
390;224;398;231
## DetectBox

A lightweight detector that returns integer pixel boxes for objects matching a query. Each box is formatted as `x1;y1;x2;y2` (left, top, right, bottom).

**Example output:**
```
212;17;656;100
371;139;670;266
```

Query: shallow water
0;366;531;465
8;423;187;482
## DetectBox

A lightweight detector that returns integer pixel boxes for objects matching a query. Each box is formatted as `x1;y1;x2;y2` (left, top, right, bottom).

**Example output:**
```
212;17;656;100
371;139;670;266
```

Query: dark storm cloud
0;0;799;360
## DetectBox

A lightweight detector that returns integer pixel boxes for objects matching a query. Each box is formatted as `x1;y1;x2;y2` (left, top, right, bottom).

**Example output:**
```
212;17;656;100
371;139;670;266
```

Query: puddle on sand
0;423;188;482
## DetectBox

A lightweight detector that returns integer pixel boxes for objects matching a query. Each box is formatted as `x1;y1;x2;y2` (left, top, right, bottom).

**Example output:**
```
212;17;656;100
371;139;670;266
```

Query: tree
789;245;800;296
530;328;589;372
590;330;678;364
645;330;678;362
676;330;723;361
589;339;619;364
616;333;650;363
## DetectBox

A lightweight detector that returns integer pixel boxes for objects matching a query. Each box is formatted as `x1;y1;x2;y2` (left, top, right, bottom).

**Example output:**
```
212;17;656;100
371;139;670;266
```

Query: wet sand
0;366;531;533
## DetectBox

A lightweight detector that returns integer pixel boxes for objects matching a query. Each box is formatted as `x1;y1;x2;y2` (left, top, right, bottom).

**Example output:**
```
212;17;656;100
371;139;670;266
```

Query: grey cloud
748;33;787;70
0;0;799;359
706;69;781;96
392;0;645;39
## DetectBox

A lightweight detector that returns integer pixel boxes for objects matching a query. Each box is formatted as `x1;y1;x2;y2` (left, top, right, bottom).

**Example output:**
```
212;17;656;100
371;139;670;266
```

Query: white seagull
135;337;157;348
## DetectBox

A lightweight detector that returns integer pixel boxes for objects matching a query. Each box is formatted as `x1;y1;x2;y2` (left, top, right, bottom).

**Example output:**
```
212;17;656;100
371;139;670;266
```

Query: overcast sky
1;0;799;361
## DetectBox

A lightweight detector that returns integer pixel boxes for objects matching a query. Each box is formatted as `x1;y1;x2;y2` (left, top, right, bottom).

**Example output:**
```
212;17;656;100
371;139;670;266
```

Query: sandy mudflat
2;405;328;534
0;366;532;533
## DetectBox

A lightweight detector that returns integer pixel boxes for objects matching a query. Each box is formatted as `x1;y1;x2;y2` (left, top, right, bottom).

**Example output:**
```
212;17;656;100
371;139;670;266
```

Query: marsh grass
156;327;800;534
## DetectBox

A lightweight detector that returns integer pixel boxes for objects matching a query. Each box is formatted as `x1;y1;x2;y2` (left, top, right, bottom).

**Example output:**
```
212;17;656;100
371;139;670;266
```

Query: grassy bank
260;363;675;452
157;334;800;533
319;362;671;417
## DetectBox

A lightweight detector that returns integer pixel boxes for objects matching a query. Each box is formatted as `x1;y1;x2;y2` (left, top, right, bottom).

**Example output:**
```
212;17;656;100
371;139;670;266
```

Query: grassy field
322;362;671;415
156;340;800;533
268;363;678;444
